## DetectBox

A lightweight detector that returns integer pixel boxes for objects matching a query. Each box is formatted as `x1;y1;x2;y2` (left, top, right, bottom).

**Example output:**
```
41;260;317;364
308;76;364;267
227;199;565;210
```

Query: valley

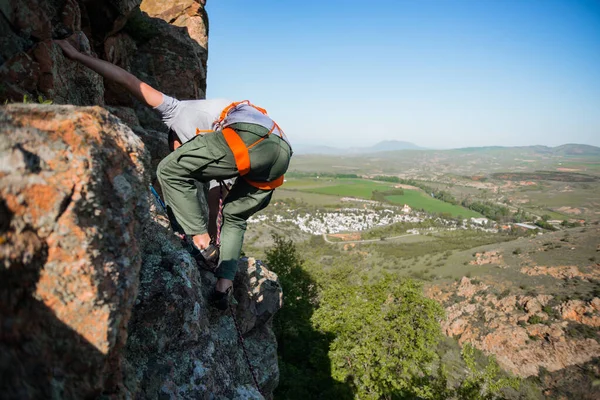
245;144;600;399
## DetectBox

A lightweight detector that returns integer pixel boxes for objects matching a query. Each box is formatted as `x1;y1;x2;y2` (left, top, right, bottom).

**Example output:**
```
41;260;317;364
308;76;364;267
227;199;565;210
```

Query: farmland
385;190;481;218
281;177;482;218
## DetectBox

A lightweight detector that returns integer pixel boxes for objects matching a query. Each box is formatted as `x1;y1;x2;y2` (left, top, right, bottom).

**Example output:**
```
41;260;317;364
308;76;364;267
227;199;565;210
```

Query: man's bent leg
216;180;273;281
157;134;234;238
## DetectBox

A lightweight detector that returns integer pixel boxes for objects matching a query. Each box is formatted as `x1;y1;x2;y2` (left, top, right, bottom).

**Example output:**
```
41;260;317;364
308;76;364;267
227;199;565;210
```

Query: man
56;38;292;309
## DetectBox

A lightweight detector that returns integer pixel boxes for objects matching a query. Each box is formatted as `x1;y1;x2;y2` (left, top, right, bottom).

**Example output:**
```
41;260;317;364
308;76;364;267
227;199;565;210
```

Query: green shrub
528;315;543;325
565;323;599;340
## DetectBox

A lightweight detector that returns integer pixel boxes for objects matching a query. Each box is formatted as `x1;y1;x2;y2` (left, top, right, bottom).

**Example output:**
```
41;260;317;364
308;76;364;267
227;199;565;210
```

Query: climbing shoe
52;27;73;40
209;286;232;310
184;238;220;272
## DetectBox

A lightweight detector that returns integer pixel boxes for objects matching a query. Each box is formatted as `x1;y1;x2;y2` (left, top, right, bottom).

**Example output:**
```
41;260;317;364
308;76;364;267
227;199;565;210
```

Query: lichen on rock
0;104;149;399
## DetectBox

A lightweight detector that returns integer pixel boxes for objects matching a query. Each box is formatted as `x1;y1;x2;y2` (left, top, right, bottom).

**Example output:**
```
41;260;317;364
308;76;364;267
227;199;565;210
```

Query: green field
287;178;482;218
272;189;343;206
281;178;330;189
385;190;482;218
305;180;396;198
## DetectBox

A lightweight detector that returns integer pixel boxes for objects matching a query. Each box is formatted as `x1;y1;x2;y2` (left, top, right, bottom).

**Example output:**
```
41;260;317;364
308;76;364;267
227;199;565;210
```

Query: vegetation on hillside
266;235;521;399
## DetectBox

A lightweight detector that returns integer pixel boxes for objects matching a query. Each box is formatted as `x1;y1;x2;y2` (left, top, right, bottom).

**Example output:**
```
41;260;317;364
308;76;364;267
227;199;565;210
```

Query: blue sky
205;0;600;149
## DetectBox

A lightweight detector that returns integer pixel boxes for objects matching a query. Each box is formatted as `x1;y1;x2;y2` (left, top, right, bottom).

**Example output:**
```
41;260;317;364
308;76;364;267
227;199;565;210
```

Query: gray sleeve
153;95;221;143
153;94;181;129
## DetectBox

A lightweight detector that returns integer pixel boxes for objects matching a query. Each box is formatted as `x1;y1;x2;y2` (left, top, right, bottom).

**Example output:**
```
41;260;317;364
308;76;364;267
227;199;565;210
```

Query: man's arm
55;39;163;108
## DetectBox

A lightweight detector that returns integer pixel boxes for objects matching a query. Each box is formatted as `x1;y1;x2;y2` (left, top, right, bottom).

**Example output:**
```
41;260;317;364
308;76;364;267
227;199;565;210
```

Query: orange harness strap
244;175;284;190
200;101;285;191
221;127;284;190
218;100;268;123
222;127;251;176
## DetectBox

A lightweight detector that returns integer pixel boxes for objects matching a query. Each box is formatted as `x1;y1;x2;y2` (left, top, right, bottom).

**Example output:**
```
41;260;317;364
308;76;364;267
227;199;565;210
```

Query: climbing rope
215;181;225;247
216;180;264;398
229;301;265;397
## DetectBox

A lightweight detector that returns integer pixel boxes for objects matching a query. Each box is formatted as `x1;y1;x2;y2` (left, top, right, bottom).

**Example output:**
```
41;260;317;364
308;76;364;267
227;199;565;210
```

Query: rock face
125;254;282;399
1;1;283;399
141;0;209;50
0;104;149;398
0;0;208;127
1;104;282;399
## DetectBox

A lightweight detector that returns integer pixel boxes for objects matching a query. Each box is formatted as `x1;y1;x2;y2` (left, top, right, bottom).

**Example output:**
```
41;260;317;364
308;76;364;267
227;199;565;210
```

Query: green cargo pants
157;122;291;280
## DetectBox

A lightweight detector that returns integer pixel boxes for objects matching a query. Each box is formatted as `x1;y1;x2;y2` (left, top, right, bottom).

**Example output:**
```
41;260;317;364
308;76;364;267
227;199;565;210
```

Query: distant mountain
293;142;600;156
552;144;600;156
293;140;425;155
352;140;426;153
451;144;600;156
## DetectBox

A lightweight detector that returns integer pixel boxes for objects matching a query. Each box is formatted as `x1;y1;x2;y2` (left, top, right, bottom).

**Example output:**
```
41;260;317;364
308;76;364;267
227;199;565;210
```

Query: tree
312;275;444;399
265;235;522;400
266;234;317;361
266;234;351;399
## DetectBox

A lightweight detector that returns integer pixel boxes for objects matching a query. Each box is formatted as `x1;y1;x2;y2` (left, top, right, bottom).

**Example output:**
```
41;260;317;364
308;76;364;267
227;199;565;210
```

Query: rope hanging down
216;181;264;397
229;301;265;397
150;182;264;396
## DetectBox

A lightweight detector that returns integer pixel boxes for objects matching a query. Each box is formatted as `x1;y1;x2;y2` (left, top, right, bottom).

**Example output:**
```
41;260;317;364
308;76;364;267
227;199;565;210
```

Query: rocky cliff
1;1;281;399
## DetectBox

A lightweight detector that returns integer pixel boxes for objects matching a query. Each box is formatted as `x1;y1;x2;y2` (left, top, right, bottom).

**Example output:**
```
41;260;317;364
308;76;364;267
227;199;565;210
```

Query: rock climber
56;38;292;309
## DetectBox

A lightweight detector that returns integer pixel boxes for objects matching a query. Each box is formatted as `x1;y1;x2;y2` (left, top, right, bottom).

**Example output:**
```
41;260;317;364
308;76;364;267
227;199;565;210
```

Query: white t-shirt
154;94;232;143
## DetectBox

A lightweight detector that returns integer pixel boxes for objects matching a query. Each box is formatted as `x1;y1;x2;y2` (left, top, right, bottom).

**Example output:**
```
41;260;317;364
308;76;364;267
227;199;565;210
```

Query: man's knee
156;155;173;185
222;208;248;231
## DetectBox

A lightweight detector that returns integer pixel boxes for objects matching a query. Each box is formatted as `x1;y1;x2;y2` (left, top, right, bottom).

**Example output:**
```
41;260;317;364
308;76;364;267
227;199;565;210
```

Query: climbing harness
196;100;289;190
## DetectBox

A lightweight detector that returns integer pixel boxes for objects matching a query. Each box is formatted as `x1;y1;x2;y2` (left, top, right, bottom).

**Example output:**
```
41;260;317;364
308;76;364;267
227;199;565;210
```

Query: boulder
31;38;105;105
559;299;600;327
0;11;29;65
0;0;52;41
0;51;40;102
124;5;208;129
0;104;149;399
103;33;138;106
104;105;170;181
80;0;142;43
